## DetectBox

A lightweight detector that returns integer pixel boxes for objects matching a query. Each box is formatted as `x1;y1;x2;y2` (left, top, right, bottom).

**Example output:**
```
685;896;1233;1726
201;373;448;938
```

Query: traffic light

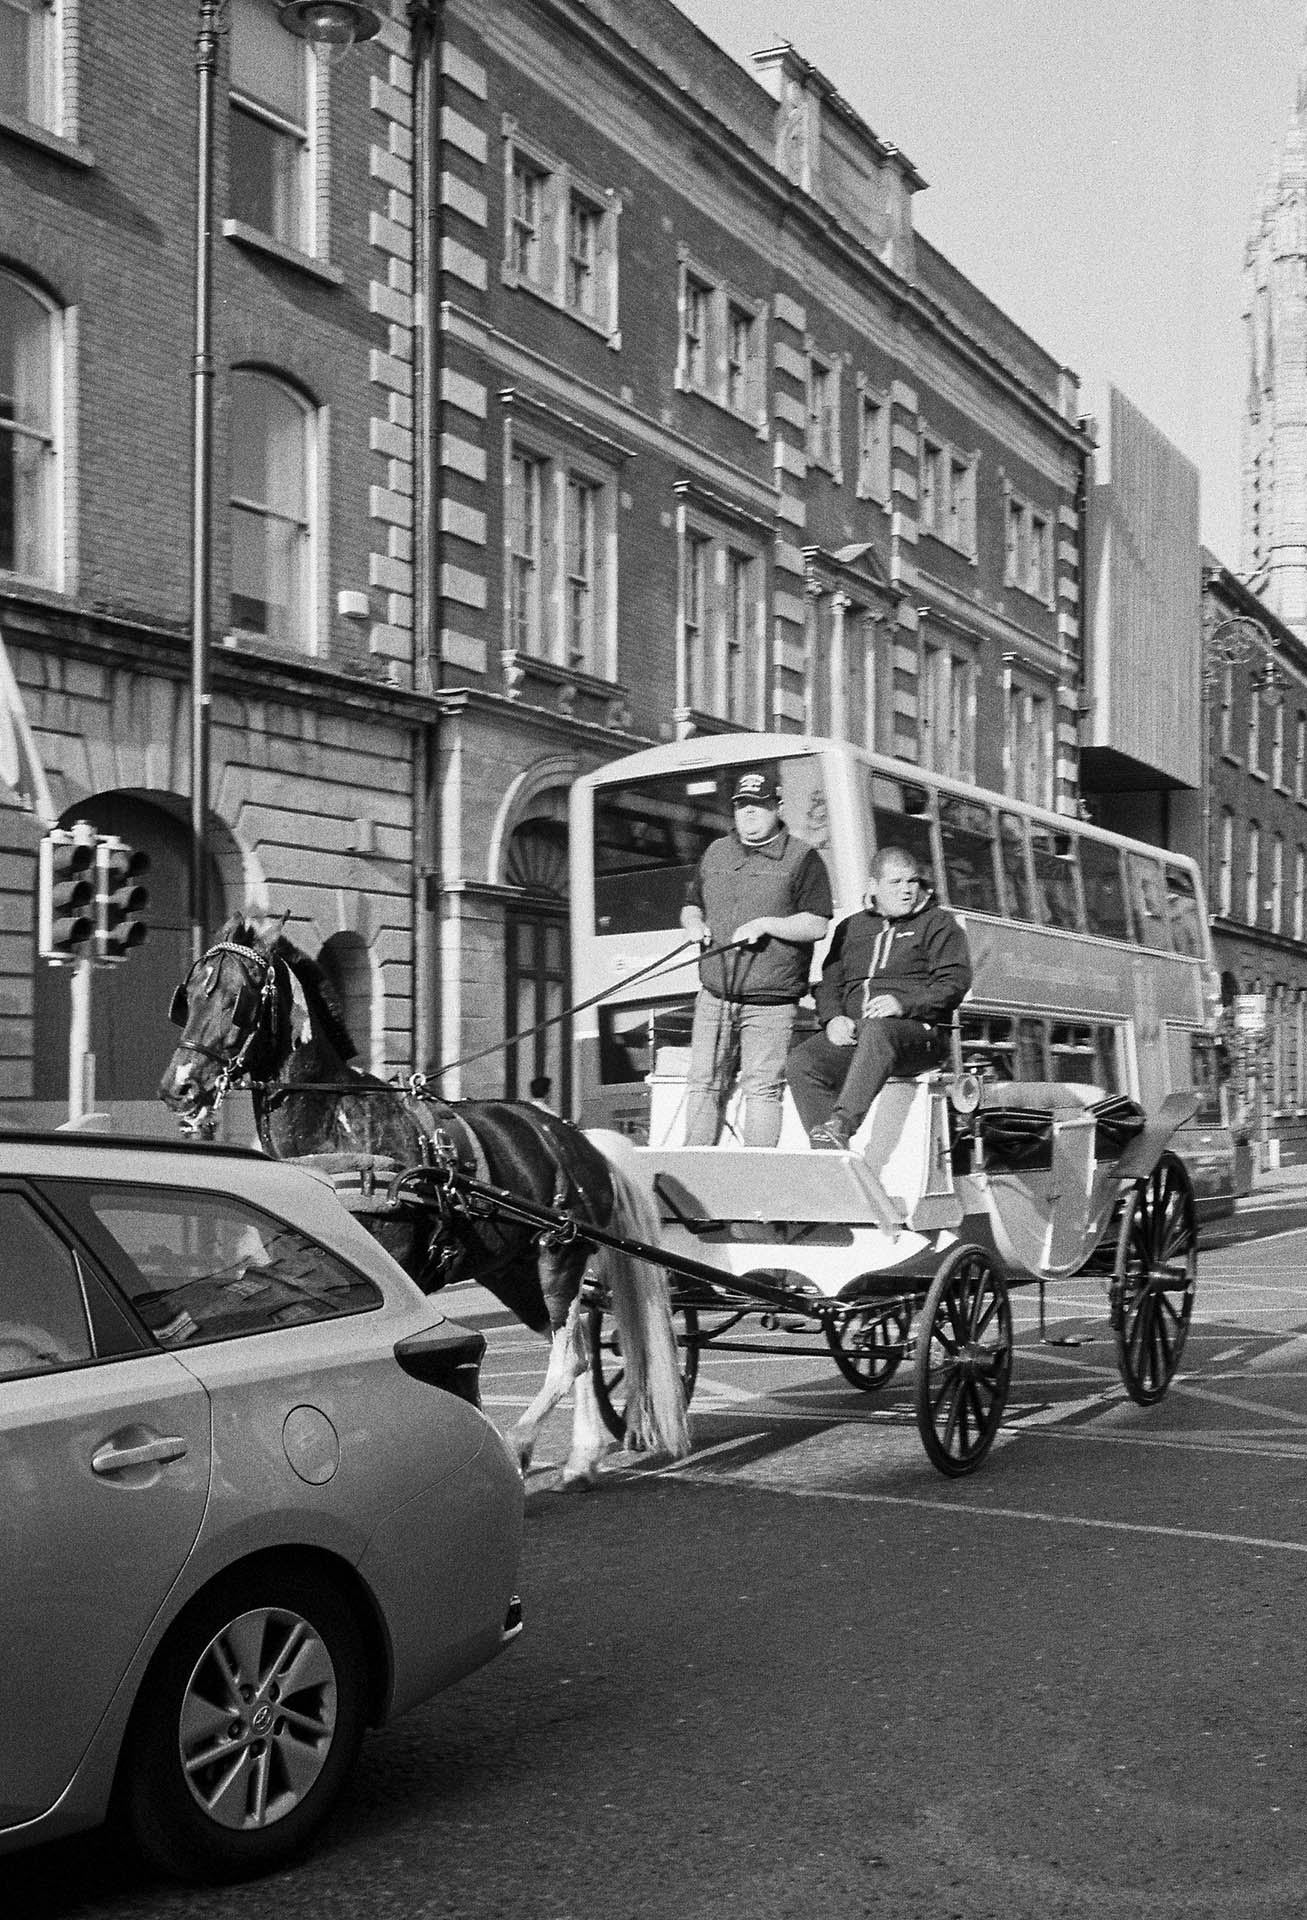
37;825;97;961
94;836;150;962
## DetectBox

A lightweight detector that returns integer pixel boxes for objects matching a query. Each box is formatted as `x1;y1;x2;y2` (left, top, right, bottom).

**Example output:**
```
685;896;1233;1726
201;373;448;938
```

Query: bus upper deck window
868;774;938;892
1079;837;1131;941
1125;852;1173;952
998;813;1037;921
1029;825;1084;932
938;795;1002;914
1165;866;1204;957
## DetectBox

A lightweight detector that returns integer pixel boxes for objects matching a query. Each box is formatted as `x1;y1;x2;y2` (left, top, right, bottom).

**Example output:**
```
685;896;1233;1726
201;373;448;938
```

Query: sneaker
809;1117;850;1151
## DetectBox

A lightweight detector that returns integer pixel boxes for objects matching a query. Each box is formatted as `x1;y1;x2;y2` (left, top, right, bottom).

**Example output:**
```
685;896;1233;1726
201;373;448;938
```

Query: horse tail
589;1139;691;1460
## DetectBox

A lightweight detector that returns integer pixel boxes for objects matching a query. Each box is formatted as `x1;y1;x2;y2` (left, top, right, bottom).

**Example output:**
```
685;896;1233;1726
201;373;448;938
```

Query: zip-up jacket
686;827;832;1004
814;897;972;1029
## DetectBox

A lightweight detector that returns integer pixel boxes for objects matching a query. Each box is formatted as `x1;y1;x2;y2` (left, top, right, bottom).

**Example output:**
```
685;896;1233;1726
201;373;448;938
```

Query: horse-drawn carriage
162;923;1200;1483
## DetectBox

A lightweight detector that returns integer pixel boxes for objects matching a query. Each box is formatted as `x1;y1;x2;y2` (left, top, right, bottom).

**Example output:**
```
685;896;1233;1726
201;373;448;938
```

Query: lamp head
277;1;381;62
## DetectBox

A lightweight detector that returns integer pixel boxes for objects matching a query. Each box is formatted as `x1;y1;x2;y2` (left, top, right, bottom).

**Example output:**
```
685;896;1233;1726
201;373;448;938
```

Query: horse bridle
169;940;284;1128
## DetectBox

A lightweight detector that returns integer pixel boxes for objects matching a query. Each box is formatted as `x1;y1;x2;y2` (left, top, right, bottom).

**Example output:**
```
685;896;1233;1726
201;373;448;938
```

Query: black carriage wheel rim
918;1251;1012;1468
1114;1155;1196;1405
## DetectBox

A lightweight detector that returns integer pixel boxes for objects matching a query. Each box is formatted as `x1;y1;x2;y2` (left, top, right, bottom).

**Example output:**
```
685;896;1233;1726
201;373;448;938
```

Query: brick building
0;0;429;1117
425;0;1093;1106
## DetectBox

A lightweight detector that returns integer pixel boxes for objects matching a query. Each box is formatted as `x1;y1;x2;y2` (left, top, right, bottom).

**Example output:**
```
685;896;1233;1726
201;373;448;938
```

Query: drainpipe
410;0;441;1070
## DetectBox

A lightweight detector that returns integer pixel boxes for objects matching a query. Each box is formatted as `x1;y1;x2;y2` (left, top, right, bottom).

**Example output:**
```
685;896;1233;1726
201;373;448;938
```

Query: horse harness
169;939;288;1126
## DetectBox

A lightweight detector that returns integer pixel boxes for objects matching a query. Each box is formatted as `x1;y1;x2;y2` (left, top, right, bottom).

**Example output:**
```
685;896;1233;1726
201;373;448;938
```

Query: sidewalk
1239;1160;1307;1208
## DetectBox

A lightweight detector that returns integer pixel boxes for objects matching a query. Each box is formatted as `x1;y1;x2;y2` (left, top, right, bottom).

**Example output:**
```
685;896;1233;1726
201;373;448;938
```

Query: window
1297;846;1305;943
946;454;976;554
504;431;616;677
938;796;1002;914
1003;487;1054;606
81;1187;382;1347
0;1191;92;1378
0;0;59;130
1272;833;1285;933
1164;866;1204;957
1004;673;1053;807
510;153;545;282
566;193;600;318
1080;839;1131;941
1029;824;1083;931
1296;711;1306;800
676;519;762;726
856;385;889;501
675;260;762;421
1218;809;1234;917
1125;852;1171;950
919;437;942;534
867;772;938;888
1249;685;1263;775
501;123;620;340
1273;700;1286;788
229;0;315;255
918;427;976;557
920;642;976;781
1220;664;1234;757
998;812;1038;921
806;351;841;478
564;476;597;668
0;270;57;585
1246;820;1261;924
229;370;315;649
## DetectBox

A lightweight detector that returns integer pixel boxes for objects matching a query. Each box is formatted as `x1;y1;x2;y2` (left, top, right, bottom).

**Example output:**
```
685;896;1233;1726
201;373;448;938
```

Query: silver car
0;1132;523;1882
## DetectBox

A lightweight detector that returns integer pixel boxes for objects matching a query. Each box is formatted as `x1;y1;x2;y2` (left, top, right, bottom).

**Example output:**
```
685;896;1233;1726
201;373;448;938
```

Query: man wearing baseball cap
679;765;832;1147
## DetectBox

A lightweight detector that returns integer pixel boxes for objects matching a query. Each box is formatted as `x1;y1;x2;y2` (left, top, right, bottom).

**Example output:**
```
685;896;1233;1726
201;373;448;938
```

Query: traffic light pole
68;957;93;1123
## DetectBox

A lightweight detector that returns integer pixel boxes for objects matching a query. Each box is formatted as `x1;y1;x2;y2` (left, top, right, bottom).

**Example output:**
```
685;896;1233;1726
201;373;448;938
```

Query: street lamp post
188;0;380;966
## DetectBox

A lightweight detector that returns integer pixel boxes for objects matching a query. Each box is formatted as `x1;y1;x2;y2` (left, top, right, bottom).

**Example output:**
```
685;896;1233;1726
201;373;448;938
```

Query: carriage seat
975;1081;1103;1113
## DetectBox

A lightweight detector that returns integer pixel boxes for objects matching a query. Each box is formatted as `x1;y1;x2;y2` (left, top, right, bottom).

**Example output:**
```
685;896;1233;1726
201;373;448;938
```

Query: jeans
786;1018;946;1135
683;991;797;1147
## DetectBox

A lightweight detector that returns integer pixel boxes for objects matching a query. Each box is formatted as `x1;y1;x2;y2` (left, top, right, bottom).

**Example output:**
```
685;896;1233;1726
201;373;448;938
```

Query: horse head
158;917;295;1131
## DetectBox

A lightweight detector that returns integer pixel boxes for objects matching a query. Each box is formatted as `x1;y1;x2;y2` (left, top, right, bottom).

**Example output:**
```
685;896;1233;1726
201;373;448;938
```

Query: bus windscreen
591;756;828;935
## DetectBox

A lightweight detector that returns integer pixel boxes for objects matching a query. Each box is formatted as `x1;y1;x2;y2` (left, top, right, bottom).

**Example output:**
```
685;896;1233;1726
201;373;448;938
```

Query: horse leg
511;1292;587;1479
561;1313;614;1490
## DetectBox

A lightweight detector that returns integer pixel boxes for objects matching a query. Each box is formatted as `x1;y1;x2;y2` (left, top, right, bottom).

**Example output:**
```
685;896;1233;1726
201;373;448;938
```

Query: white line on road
675;1471;1307;1555
649;1432;768;1474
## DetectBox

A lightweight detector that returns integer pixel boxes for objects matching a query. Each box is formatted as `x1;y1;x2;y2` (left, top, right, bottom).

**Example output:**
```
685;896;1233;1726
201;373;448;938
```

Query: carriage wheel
912;1246;1012;1477
1111;1151;1197;1406
824;1301;911;1392
586;1300;700;1444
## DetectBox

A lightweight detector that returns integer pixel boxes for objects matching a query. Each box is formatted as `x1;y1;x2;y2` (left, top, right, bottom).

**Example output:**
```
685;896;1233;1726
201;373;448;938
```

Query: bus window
867;774;939;892
1050;1019;1103;1086
1016;1016;1048;1078
938;795;1002;914
591;759;825;936
1125;851;1172;951
598;997;695;1084
959;1011;1016;1081
1029;825;1084;931
1079;837;1132;941
1165;865;1204;957
998;812;1038;921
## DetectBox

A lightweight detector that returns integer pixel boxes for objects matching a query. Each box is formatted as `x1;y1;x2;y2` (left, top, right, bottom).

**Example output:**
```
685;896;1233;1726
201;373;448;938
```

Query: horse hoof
560;1463;602;1491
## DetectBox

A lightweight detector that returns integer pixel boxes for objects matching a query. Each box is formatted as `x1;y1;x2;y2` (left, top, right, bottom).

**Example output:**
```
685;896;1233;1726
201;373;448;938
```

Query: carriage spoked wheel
912;1245;1013;1477
824;1300;912;1392
585;1295;700;1444
1111;1151;1197;1406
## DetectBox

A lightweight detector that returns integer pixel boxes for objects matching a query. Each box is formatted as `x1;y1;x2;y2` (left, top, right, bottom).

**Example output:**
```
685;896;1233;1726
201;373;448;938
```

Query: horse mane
216;915;359;1064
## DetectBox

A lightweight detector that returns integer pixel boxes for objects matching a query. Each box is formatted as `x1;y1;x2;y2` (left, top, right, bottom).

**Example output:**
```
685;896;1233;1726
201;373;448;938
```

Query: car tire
117;1565;369;1883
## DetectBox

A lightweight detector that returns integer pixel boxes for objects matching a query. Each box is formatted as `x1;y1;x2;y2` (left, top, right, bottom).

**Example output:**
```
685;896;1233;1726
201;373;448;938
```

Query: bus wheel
825;1300;911;1391
586;1297;699;1443
913;1246;1012;1477
1111;1152;1197;1406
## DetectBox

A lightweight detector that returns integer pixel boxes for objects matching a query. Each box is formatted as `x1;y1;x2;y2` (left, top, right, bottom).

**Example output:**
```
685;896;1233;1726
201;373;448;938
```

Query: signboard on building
1233;992;1267;1034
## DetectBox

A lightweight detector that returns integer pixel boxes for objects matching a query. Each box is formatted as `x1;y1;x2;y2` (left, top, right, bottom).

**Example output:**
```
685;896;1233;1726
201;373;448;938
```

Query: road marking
650;1432;767;1474
675;1471;1307;1555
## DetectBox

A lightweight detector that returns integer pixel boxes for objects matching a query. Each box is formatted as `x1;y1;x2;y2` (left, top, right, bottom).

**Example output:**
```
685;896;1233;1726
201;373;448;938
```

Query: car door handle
91;1434;190;1475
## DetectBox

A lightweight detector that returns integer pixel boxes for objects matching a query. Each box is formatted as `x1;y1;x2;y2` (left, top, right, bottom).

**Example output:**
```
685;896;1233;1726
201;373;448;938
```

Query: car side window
0;1190;94;1378
78;1187;383;1348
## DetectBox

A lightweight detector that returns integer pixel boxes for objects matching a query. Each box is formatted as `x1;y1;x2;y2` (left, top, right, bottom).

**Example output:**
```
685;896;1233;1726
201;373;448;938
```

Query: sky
672;0;1307;567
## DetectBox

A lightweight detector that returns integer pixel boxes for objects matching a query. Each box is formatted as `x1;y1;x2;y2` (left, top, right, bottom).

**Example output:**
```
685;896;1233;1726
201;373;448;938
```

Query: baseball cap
731;768;781;807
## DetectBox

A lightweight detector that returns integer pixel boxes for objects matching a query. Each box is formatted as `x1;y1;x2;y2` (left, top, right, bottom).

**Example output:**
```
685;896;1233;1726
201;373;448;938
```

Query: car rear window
77;1186;383;1347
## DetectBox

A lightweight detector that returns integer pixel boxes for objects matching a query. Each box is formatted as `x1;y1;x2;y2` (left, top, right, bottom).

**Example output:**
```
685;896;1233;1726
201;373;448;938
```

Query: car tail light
393;1326;486;1407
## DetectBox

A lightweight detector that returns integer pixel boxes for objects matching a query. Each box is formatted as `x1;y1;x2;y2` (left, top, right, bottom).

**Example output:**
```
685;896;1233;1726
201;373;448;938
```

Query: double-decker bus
568;733;1250;1217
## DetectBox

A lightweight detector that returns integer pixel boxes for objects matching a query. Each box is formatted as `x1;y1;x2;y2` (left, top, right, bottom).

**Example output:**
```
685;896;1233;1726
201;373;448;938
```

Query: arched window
230;369;315;649
0;268;57;584
317;932;373;1070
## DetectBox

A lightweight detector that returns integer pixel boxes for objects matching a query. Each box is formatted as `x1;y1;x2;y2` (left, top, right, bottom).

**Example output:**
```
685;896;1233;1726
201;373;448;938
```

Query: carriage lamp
188;0;379;964
948;1071;983;1117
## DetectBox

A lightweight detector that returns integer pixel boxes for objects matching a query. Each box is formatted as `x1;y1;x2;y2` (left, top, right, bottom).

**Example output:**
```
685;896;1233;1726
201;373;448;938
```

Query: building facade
0;0;431;1119
424;0;1092;1106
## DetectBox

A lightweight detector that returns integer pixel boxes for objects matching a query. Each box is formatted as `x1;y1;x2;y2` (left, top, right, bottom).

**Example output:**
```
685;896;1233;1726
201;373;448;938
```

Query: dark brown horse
158;917;689;1485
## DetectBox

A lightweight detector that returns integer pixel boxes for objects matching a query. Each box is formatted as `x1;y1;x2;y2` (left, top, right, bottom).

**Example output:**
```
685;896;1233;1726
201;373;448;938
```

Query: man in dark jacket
787;844;971;1150
680;766;832;1147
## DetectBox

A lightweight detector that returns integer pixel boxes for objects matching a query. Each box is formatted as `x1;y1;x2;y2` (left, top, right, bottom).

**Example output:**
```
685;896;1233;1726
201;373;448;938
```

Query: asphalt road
18;1179;1307;1920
